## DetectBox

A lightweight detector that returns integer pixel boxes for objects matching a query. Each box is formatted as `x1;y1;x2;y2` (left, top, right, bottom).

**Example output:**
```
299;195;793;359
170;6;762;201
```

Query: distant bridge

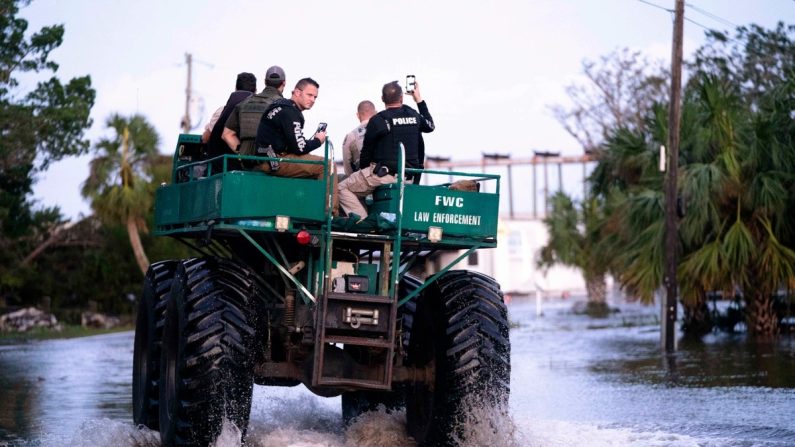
422;152;596;220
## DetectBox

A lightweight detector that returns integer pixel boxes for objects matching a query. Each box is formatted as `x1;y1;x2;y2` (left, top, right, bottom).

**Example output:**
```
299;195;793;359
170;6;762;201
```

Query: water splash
212;419;242;447
344;406;415;447
448;396;528;447
42;419;159;447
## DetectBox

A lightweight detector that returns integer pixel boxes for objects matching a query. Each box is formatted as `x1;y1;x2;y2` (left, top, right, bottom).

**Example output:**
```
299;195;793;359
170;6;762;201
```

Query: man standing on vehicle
222;65;286;156
341;100;377;177
255;77;339;215
338;80;434;219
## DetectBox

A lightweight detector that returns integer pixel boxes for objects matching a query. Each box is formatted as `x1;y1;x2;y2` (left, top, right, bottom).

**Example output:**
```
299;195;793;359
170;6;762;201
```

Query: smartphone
312;122;327;140
406;75;416;94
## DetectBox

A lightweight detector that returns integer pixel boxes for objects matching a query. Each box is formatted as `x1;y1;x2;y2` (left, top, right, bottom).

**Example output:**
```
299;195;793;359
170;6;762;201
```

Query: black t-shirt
206;90;252;158
360;101;434;172
255;99;322;156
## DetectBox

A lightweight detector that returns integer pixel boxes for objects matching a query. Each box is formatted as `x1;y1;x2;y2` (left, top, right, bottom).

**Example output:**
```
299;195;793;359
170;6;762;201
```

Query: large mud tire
132;260;178;429
340;274;423;425
405;271;510;446
159;257;257;446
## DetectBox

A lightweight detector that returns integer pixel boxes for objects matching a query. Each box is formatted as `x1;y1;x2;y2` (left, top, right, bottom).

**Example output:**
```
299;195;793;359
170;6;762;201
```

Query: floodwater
1;298;793;447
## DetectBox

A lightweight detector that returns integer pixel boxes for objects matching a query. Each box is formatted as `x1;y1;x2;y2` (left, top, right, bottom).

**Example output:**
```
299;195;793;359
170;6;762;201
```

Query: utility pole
663;0;684;352
182;53;193;133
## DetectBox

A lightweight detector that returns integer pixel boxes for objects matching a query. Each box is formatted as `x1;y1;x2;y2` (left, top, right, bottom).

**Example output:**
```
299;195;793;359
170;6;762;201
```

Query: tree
690;22;795;109
538;192;611;316
593;72;794;339
82;114;160;275
0;0;95;304
550;48;669;153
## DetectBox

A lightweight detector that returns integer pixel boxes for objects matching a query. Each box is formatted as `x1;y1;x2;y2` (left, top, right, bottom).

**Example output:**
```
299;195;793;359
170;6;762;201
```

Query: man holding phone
255;77;339;215
338;78;434;220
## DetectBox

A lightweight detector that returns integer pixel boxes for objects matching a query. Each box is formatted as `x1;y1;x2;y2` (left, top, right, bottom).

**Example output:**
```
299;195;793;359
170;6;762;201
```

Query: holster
257;145;280;171
374;163;389;177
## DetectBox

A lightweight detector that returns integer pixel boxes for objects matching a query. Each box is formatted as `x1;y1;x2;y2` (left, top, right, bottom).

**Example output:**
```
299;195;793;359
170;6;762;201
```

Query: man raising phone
338;79;434;220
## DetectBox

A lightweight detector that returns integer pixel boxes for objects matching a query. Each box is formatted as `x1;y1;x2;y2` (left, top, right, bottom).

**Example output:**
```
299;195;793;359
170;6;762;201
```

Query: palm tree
594;74;794;339
538;192;611;316
82;114;159;275
677;75;795;338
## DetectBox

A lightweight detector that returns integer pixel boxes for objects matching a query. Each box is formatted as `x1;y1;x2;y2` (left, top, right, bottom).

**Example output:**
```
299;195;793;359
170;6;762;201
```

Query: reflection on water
0;298;793;446
0;332;132;445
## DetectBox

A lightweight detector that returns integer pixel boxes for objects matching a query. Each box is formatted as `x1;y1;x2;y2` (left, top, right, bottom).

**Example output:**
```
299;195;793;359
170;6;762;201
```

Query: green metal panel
155;171;327;230
369;184;499;238
219;172;326;220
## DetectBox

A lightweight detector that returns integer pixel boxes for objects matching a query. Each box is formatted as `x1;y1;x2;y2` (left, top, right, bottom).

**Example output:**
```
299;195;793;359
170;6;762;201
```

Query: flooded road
1;298;793;446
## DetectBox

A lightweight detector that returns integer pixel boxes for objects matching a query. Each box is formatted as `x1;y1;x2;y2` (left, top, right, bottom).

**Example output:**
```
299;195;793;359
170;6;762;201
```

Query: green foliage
690;22;795;108
82;114;160;225
538;191;610;302
588;22;795;337
0;0;95;305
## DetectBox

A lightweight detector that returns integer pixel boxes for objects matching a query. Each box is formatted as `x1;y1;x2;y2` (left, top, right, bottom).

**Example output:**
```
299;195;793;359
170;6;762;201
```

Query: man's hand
411;81;423;103
315;130;327;143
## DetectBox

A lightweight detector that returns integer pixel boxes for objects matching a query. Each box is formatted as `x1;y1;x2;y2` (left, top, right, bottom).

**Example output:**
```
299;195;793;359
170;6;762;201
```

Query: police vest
373;108;422;172
238;88;282;146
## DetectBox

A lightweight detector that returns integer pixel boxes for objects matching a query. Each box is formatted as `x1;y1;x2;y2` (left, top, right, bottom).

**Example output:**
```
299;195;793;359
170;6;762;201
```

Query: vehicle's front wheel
159;257;256;446
132;260;178;429
405;270;510;446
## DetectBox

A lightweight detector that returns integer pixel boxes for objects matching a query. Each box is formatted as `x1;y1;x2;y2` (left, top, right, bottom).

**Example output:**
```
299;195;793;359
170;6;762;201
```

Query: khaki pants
258;153;339;216
338;165;397;219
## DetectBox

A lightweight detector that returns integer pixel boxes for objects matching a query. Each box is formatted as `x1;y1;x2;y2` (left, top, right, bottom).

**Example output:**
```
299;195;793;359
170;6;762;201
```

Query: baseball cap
266;65;285;83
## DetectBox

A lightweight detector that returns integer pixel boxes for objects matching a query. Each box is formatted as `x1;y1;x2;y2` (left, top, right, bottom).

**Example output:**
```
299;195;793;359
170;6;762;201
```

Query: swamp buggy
132;135;511;446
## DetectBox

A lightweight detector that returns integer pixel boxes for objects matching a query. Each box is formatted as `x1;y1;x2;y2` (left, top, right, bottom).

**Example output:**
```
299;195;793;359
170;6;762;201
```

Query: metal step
312;240;398;390
323;335;393;349
326;292;392;304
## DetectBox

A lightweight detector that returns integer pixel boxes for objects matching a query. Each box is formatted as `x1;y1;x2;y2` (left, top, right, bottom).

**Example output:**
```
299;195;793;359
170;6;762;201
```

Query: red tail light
296;230;311;245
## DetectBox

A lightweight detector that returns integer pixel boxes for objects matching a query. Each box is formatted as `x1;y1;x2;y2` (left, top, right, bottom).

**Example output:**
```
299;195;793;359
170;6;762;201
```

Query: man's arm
416;101;435;133
410;82;435;133
359;118;385;168
221;127;240;152
280;108;322;155
202;106;224;143
342;131;355;175
221;107;242;151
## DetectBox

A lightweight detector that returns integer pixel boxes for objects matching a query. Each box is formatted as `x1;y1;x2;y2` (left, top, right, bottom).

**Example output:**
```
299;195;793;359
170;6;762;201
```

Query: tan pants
258;153;339;216
338;165;397;218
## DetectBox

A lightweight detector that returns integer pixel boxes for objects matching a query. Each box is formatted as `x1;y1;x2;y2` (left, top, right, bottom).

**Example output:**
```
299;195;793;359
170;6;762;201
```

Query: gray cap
265;65;285;83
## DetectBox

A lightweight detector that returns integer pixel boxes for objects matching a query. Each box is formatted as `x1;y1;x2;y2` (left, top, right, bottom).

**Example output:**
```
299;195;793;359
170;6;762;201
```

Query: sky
18;0;795;220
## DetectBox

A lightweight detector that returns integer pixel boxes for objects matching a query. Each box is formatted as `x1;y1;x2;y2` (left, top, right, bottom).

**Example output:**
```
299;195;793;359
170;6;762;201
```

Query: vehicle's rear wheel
340;274;422;425
405;270;510;446
159;257;256;446
132;260;178;429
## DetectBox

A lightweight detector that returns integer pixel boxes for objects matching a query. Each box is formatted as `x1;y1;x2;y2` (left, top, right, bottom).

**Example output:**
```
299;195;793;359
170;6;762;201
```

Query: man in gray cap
222;65;286;157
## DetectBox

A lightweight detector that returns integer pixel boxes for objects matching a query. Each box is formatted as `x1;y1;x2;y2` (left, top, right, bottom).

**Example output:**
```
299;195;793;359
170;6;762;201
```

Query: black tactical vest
373;107;422;172
238;87;282;154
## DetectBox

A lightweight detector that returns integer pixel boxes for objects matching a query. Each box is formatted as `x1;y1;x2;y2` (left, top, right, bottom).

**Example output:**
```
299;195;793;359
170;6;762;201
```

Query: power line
686;2;738;28
636;0;673;14
636;0;725;34
684;16;714;32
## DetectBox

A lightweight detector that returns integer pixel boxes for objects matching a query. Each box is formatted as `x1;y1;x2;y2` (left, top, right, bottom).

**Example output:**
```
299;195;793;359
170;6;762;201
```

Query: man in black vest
203;72;256;172
338;80;434;219
222;65;286;157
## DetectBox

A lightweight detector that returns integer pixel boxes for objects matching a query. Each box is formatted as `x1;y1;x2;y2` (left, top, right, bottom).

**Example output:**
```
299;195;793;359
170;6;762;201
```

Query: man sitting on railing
255;77;339;216
338;80;435;221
